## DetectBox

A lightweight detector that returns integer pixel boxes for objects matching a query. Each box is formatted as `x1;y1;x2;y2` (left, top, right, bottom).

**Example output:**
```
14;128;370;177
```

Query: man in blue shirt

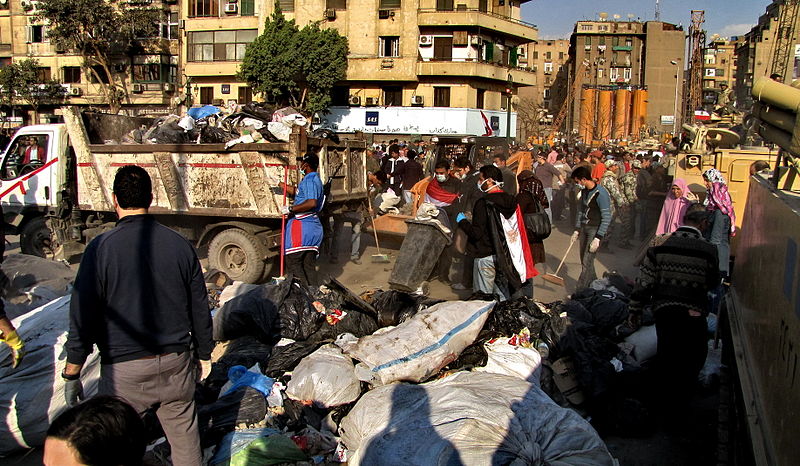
281;153;325;286
571;165;612;290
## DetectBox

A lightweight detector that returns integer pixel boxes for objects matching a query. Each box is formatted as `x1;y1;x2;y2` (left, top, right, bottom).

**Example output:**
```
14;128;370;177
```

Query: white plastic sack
286;345;361;408
475;338;542;385
0;296;101;455
339;371;615;466
342;300;495;385
267;122;292;142
624;324;658;364
218;281;261;308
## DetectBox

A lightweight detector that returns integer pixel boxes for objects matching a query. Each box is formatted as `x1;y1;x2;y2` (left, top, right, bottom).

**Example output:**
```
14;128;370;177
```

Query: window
379;0;400;8
35;67;51;82
436;0;454;11
379;36;399;57
597;68;604;79
599;36;606;46
532;51;538;59
545;76;551;84
383;86;402;106
544;88;551;98
160;12;179;40
559;51;564;60
1;134;50;180
476;88;485;109
132;55;176;83
189;0;219;17
279;0;295;12
478;0;487;12
331;86;350;106
610;68;619;81
623;68;631;80
613;36;619;47
484;41;494;61
558;64;563;71
238;86;253;103
584;36;592;46
543;62;553;73
63;67;81;84
716;68;725;77
241;0;256;16
434;87;450;107
188;30;258;62
580;24;593;31
28;25;44;43
326;0;346;9
200;87;214;105
545;51;551;60
625;38;632;47
433;36;453;60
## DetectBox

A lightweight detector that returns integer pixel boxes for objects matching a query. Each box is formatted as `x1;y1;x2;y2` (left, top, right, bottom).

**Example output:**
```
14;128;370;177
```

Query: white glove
589;238;601;253
571;230;580;242
280;205;291;216
198;359;212;382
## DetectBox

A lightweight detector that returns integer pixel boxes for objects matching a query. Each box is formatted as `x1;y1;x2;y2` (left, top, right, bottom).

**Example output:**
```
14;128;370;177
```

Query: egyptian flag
424;178;459;207
499;206;538;281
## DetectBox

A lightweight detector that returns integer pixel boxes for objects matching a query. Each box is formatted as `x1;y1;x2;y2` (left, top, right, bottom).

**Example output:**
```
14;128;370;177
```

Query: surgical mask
300;169;306;176
436;174;447;182
477;180;488;192
492;163;499;168
457;172;466;180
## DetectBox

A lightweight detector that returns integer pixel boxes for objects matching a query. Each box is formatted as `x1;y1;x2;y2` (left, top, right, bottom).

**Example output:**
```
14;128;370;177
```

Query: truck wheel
20;216;54;259
208;229;267;284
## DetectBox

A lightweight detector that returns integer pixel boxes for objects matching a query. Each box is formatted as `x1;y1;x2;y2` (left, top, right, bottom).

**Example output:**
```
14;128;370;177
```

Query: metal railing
417;8;537;29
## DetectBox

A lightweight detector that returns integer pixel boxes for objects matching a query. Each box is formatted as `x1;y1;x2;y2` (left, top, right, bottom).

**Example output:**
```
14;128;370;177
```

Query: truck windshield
1;134;49;180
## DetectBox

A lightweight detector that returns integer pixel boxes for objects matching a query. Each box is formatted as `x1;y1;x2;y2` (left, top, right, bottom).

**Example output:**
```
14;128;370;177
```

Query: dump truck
0;107;368;283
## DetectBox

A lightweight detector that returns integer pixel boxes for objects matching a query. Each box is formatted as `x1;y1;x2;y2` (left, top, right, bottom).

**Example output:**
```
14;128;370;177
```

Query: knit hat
604;159;617;168
631;160;642;169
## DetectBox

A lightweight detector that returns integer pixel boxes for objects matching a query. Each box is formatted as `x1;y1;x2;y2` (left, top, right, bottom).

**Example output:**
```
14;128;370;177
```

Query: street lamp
670;59;681;134
506;73;513;144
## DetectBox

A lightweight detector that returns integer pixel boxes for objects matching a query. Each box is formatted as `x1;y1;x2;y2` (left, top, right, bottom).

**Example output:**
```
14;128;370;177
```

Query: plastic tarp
340;300;495;385
210;428;307;466
286;345;361;408
0;296;101;455
339;371;615;466
1;254;76;319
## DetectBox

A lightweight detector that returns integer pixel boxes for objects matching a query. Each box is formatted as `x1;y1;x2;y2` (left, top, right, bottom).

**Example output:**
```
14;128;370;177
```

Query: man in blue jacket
571;165;612;290
281;153;325;286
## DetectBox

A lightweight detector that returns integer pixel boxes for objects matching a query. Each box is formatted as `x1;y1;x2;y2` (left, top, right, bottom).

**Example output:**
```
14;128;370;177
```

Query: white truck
0;107;368;282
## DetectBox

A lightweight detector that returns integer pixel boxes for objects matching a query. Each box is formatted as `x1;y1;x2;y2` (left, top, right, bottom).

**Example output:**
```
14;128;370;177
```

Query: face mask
457;172;466;180
477;180;487;192
436;174;447;182
492;163;499;168
300;169;306;176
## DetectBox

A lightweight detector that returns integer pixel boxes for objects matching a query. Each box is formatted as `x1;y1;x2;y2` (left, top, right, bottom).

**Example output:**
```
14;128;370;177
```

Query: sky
521;0;771;40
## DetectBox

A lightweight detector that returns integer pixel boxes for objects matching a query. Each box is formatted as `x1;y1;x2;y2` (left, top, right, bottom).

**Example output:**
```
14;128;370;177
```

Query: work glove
197;359;212;382
456;212;467;223
1;330;25;369
280;205;291;216
589;237;601;253
64;378;84;407
570;230;580;243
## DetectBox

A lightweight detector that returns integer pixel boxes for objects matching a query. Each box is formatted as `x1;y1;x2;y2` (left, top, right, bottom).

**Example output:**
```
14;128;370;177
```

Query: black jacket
458;191;517;259
456;170;484;214
66;215;213;365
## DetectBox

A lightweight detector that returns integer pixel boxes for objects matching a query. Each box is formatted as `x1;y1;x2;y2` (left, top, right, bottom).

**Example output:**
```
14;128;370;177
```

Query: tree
238;2;348;116
515;96;548;143
35;0;159;114
0;59;66;125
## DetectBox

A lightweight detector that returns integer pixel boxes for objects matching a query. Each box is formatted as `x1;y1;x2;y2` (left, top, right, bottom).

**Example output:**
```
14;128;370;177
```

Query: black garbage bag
198;386;267;448
370;290;441;327
206;336;273;391
568;288;629;337
145;118;190;144
308;279;380;339
310;128;340;144
553;319;620;400
213;277;324;344
199;125;236;144
264;341;324;378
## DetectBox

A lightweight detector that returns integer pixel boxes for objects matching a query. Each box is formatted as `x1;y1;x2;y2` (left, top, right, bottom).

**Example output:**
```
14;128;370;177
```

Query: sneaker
350;257;362;265
451;283;469;291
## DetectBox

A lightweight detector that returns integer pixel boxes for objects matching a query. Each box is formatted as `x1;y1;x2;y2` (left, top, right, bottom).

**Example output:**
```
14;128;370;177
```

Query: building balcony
417;58;536;86
184;61;241;77
346;56;419;81
417;8;537;42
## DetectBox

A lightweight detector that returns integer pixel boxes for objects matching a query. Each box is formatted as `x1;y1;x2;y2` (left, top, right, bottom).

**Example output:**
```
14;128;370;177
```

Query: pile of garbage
114;104;337;148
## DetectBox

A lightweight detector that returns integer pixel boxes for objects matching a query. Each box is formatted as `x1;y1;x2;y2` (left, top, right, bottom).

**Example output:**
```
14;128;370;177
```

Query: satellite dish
613;14;621;20
599;12;609;20
627;13;635;20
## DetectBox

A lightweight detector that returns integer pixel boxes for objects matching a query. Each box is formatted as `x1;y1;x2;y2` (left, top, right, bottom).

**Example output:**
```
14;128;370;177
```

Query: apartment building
0;0;179;125
569;18;685;141
184;0;538;137
702;37;741;107
515;38;569;141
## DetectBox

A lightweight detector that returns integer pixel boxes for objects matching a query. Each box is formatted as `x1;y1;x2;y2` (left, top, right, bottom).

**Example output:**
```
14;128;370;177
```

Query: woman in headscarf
655;178;696;235
703;168;735;277
516;170;549;266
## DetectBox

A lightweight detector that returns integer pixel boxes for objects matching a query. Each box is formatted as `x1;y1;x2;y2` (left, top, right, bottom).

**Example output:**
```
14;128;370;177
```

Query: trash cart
389;219;451;292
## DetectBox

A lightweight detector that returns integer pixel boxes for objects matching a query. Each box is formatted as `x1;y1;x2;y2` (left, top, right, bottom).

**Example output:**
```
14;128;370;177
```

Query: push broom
541;234;577;287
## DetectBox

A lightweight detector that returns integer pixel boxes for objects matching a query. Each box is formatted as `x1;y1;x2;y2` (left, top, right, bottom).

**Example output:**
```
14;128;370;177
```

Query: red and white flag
424;178;459;207
499;207;538;281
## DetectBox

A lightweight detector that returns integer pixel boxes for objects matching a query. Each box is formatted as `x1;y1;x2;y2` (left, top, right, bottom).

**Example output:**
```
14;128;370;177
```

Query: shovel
366;202;391;263
542;234;577;287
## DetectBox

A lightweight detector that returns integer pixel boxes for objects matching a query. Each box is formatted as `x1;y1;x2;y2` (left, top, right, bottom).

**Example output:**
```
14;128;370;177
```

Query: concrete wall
643;21;685;131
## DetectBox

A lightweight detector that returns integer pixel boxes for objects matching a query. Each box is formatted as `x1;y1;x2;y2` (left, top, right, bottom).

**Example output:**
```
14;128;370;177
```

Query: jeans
286;251;318;286
473;255;509;301
707;209;731;276
332;211;363;260
543;187;554;222
655;305;709;411
577;224;599;290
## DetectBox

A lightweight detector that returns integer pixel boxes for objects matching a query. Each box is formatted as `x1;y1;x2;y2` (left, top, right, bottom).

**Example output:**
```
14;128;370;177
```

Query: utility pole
506;74;513;144
684;10;705;124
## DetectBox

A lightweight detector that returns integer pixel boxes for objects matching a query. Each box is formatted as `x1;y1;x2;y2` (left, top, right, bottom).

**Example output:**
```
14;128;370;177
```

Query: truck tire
20;216;53;259
208;229;267;284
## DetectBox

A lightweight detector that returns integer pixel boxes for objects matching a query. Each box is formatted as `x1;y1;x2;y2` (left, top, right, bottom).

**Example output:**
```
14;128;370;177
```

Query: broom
366;202;390;263
541;234;577;287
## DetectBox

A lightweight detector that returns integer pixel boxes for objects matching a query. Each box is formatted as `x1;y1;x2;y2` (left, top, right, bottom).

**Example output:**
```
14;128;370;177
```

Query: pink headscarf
656;178;693;235
547;150;558;165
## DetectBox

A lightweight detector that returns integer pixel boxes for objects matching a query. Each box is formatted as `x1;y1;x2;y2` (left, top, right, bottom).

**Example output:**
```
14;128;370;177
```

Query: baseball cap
604;159;617;168
297;153;320;169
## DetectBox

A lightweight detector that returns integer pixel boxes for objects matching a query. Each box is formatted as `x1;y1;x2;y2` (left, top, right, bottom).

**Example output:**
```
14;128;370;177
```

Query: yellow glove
1;330;25;369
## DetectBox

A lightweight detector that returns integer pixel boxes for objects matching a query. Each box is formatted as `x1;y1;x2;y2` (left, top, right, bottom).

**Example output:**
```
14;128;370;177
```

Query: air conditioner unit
68;87;82;96
224;2;238;13
132;84;144;93
324;8;336;20
163;83;175;92
584;45;591;51
469;35;482;46
419;35;433;46
378;9;392;19
348;95;361;106
365;97;377;106
497;44;505;50
411;95;424;105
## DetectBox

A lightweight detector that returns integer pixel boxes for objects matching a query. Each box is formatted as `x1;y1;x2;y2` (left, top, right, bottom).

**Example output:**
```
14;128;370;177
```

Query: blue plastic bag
223;365;275;398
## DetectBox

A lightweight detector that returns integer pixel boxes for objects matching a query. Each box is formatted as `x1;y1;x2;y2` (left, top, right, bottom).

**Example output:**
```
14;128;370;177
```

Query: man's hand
456;212;467;223
197;359;212;382
1;330;25;369
570;230;580;243
280;205;291;216
64;378;84;407
589;238;601;253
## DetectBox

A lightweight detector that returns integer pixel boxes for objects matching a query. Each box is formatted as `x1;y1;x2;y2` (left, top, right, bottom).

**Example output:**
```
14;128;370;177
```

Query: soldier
618;159;638;248
599;160;628;251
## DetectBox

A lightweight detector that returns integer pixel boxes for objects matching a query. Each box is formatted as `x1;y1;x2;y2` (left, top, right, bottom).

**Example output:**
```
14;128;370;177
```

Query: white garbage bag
624;324;658;364
0;296;101;455
339;371;615;466
475;337;543;385
341;300;494;385
286;345;361;408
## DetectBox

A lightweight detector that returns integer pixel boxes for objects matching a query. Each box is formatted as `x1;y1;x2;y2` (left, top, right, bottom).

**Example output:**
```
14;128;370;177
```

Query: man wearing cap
281;153;325;286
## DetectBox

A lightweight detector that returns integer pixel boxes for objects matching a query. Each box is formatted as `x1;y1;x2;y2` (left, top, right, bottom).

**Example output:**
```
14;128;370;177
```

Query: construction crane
546;59;588;142
684;10;705;124
770;0;800;81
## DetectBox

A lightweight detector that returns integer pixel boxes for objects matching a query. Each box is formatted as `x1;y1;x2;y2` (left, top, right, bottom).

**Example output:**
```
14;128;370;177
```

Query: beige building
516;38;570;141
569;19;685;142
702;37;741;108
0;0;179;124
183;0;538;137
